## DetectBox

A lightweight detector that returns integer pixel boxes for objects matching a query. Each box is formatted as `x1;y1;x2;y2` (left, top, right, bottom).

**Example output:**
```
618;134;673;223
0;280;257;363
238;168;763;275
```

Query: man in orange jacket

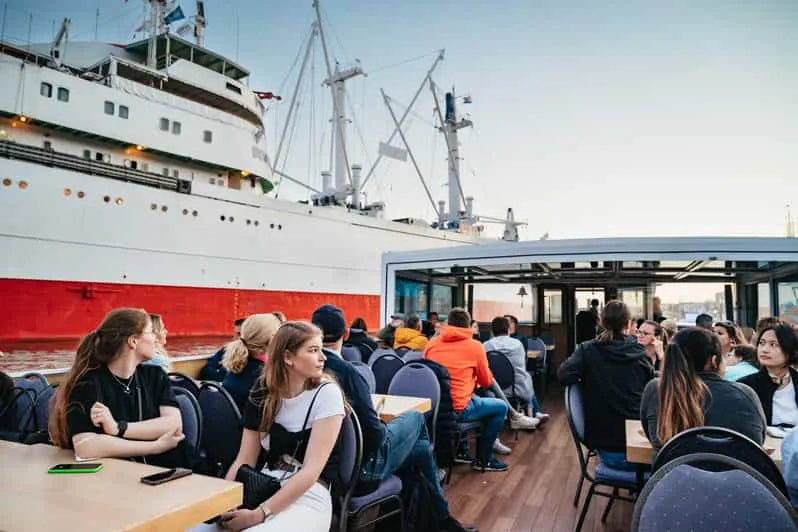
424;308;510;472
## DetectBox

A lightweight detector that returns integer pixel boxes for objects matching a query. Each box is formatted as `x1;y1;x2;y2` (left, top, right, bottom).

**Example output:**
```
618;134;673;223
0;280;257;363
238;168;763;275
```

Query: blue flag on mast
164;5;186;25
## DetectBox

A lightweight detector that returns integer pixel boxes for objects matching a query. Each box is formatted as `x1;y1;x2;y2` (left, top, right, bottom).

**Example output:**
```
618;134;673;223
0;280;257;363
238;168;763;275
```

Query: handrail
0;140;180;191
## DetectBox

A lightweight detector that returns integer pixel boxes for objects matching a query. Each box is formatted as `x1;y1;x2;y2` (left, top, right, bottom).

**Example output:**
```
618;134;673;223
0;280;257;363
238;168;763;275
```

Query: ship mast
195;0;206;47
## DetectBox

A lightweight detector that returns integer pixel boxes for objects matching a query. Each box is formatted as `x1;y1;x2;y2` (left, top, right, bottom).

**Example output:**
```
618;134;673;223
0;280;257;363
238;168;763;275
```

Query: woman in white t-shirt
219;321;345;532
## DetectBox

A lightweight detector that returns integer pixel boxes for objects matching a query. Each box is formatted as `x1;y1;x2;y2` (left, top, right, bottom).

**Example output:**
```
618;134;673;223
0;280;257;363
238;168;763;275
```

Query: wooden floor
443;385;633;532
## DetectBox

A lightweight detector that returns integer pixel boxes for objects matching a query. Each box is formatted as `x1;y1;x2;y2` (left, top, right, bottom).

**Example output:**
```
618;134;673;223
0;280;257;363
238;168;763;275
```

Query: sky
4;0;798;241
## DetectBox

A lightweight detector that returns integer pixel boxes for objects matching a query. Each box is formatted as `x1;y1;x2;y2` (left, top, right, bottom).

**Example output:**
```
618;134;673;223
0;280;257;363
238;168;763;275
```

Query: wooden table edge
125;482;242;532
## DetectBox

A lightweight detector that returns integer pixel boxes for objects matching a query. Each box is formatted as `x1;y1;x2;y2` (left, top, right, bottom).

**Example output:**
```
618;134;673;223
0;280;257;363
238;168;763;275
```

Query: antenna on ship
195;0;206;47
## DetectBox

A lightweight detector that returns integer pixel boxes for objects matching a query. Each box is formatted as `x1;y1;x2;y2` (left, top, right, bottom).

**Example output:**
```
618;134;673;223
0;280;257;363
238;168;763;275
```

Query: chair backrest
168;372;201;398
174;387;203;455
341;346;362;362
395;346;410;357
198;381;242;475
486;351;515;392
527;337;547;366
564;383;586;443
367;348;397;367
18;372;49;387
388;363;441;446
12;380;41;433
653;426;787;495
370;354;404;395
350;361;376;394
402;350;424;362
16;375;54;432
632;453;798;532
336;412;363;503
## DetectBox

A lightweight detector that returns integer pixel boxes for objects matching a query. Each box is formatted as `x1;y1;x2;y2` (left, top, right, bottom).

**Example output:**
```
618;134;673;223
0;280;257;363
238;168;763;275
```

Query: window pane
778;282;798;327
472;283;534;323
40;82;52;97
758;283;771;321
172;121;181;135
119;105;129;119
203;130;213;143
104;101;114;115
160;118;170;131
431;284;453;317
82;149;91;160
172;169;179;178
543;289;562;324
57;87;69;102
394;279;428;318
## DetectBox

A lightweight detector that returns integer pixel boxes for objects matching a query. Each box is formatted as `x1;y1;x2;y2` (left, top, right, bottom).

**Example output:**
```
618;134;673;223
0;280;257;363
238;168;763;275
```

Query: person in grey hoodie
484;316;550;424
558;300;655;470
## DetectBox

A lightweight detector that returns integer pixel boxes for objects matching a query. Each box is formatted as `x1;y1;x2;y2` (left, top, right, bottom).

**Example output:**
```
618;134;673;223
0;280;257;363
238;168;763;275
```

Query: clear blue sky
5;0;797;239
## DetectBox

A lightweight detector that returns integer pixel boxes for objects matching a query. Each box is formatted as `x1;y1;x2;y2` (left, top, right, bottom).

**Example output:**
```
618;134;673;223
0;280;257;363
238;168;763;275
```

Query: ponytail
223;314;281;374
656;339;707;443
222;339;250;374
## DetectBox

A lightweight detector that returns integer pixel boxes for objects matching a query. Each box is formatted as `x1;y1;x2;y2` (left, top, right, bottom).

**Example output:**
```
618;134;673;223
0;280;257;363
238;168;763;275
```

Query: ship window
182;208;188;215
162;168;170;176
141;162;149;172
254;220;259;226
104;154;111;163
95;152;104;161
57;87;69;102
115;198;123;205
103;195;111;203
192;210;198;217
119;105;129;119
64;188;71;196
172;121;181;135
43;140;52;151
172;169;179;178
225;82;242;94
18;180;28;189
209;177;215;185
161;205;168;212
150;203;157;210
83;149;91;160
160;118;170;131
203;130;213;143
77;191;85;198
104;101;115;115
3;178;12;186
40;82;52;98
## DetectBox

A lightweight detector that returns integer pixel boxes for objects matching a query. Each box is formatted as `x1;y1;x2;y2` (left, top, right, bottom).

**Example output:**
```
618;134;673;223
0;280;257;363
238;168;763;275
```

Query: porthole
246;219;251;226
3;178;12;186
220;215;226;221
103;195;111;203
192;210;198;217
182;208;188;215
254;220;259;226
18;180;28;189
63;188;71;196
229;216;234;222
115;198;123;206
161;205;168;212
77;191;85;198
277;224;282;230
150;203;157;210
270;223;275;229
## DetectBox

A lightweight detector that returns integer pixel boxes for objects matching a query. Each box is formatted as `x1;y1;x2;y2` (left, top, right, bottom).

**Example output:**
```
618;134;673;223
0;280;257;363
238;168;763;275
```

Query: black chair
198;381;242;477
335;413;404;531
527;337;549;398
486;350;522;410
632;454;798;532
342;346;362;362
350;361;376;395
367;348;397;367
565;383;638;532
370;354;404;395
168;372;201;398
174;387;203;466
395;346;410;358
388;363;440;448
653;426;787;496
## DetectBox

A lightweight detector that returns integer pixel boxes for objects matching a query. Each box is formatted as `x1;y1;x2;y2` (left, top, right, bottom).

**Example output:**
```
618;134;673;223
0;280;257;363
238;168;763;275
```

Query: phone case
48;464;104;474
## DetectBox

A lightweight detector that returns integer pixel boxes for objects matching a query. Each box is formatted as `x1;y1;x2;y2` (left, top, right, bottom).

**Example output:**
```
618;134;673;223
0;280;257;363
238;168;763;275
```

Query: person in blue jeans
311;304;477;532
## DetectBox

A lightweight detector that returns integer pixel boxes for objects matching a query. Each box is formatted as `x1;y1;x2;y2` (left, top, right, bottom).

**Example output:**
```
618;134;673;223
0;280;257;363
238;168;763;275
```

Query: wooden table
0;440;242;531
372;394;432;422
625;419;782;467
527;350;542;359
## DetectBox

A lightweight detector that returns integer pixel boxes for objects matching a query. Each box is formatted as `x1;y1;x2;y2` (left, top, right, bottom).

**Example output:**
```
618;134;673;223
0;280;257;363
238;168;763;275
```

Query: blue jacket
222;357;263;412
323;347;385;460
199;347;228;382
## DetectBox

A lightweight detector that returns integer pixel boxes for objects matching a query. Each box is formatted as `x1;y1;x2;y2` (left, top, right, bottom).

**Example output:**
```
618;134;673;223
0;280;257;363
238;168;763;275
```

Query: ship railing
0;140;184;192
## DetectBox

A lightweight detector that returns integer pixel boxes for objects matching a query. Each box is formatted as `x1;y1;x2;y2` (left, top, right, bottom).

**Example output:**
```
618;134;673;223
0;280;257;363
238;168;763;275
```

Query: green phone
48;463;104;474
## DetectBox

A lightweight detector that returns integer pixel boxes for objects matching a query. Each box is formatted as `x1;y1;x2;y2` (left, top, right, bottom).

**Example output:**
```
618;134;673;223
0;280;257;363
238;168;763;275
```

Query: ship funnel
351;164;362;209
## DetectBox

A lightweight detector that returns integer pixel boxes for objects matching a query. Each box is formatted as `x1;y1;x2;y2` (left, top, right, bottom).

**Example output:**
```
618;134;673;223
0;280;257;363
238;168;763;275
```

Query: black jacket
323;348;386;460
739;367;798;425
345;330;377;363
558;336;655;452
199;347;228;382
414;359;458;468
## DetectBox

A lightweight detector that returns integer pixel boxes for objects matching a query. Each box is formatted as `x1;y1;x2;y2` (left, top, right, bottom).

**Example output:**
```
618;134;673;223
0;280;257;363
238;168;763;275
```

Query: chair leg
575;483;595;532
573;476;585;507
601;487;618;522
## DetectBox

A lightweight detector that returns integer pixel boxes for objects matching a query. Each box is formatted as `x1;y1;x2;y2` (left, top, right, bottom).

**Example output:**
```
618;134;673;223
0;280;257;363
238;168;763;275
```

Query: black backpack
413;359;457;469
384;465;440;532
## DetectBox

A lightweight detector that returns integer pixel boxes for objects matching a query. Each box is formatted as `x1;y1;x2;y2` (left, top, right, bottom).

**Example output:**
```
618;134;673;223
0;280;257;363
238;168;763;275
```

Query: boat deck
445;385;632;532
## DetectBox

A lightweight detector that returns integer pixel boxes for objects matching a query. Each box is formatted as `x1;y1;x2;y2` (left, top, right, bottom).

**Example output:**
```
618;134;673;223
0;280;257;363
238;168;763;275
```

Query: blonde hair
223;314;280;374
149;313;168;357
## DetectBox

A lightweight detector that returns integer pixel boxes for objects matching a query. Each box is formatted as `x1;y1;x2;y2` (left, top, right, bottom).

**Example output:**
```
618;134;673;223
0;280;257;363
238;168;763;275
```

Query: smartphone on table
141;467;193;485
48;463;104;474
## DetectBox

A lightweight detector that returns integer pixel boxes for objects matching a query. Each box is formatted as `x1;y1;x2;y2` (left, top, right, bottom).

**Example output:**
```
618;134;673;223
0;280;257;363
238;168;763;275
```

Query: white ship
0;1;520;342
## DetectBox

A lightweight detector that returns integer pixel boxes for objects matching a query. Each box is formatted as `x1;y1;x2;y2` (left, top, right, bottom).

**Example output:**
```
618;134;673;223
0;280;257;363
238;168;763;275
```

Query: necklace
109;370;136;394
768;370;790;387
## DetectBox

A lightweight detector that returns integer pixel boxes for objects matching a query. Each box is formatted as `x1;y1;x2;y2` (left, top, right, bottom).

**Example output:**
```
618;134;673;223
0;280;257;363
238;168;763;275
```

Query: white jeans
189;481;331;532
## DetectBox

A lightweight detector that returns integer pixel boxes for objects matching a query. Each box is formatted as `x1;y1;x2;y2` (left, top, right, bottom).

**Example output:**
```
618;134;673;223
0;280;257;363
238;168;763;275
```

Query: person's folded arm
124;406;181;440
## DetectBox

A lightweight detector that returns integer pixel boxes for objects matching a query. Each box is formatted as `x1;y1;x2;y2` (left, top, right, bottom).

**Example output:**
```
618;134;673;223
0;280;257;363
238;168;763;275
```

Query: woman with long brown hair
640;327;765;450
217;321;345;531
49;308;186;466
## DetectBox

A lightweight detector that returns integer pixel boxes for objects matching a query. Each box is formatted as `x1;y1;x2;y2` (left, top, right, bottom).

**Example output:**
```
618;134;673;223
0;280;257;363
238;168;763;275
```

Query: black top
345;331;377;363
558;336;655;452
640;372;767;448
243;382;340;484
199;347;228;381
66;365;186;467
222;357;264;411
739;367;798;425
323;348;386;460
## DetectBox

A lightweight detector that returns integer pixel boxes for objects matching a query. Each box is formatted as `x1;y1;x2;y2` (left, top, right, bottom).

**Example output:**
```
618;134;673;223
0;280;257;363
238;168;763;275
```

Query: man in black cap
311;304;476;532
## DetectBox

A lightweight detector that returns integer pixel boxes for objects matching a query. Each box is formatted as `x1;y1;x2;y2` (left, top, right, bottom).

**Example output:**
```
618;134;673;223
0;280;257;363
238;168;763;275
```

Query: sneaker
439;515;479;532
453;451;475;464
473;458;509;472
535;412;551;425
510;414;540;430
492;438;512;455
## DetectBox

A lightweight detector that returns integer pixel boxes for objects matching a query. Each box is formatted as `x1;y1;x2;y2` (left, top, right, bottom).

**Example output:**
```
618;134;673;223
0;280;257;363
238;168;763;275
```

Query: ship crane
49;18;71;69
